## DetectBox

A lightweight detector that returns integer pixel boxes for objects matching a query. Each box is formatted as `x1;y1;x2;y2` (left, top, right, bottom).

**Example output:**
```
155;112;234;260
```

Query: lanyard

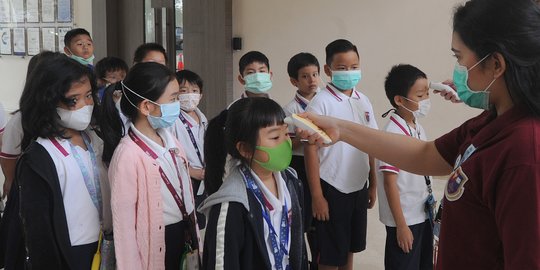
127;128;189;218
50;132;102;220
178;112;205;166
390;115;432;193
239;165;290;270
294;95;307;111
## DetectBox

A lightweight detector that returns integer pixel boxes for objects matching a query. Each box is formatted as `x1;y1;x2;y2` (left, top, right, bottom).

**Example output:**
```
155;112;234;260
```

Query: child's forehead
298;64;319;73
71;34;92;43
179;80;199;88
243;61;269;72
330;50;359;65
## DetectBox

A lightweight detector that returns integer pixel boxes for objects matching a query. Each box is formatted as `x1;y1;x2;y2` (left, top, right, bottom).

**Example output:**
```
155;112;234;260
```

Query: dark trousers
165;220;189;270
70;241;98;270
384;220;433;270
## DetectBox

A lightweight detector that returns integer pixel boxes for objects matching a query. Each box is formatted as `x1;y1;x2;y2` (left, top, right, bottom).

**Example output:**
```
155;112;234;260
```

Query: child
378;64;433;270
304;39;378;270
199;97;307;270
1;50;56;198
4;53;105;268
133;42;168;66
94;56;129;100
107;62;198;269
237;51;273;99
283;52;320;266
170;69;208;228
63;28;95;68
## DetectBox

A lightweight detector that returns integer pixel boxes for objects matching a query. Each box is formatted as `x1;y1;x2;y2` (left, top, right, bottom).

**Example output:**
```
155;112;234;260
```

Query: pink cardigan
109;134;187;270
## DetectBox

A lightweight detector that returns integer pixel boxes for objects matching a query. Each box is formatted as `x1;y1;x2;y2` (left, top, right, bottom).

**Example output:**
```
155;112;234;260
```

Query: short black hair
238;51;270;74
94;57;129;79
325;39;359;66
384;64;427;108
64;28;91;47
133;43;168;64
287;52;320;79
176;69;204;93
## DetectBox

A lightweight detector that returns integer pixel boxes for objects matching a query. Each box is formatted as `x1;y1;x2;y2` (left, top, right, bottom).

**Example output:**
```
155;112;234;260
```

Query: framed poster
57;0;71;22
26;0;39;22
13;27;25;55
42;0;55;22
42;27;55;52
27;27;39;55
0;28;11;54
57;27;70;50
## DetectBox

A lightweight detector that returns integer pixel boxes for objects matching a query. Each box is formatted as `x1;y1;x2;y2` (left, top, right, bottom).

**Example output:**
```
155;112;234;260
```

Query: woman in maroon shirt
299;0;540;269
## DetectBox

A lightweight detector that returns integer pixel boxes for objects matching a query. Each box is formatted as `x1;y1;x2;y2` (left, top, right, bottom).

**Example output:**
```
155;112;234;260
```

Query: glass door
144;0;183;71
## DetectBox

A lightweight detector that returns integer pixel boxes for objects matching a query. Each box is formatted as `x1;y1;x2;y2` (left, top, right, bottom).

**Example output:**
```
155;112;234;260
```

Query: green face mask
254;138;292;172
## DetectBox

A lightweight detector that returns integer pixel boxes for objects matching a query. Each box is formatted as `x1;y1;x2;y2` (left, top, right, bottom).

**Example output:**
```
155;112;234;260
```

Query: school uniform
434;107;540;270
1;129;103;269
199;165;308;270
377;113;432;270
305;83;378;266
110;124;197;270
283;91;316;230
0;102;6;135
170;108;208;228
0;111;22;159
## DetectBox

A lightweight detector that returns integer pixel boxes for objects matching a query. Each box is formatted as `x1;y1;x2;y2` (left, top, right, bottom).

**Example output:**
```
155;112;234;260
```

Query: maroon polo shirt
434;106;540;270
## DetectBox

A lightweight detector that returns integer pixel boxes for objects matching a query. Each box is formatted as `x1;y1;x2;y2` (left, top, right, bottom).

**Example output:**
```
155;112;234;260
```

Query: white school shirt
131;124;195;225
283;90;318;156
0;102;6;134
169;108;207;169
306;84;378;193
36;130;101;246
377;113;429;227
0;111;23;159
249;168;292;270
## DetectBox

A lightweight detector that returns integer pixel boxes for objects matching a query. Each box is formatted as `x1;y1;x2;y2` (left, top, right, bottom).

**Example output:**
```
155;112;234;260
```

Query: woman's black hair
453;0;540;115
99;62;175;164
20;53;97;150
204;97;286;195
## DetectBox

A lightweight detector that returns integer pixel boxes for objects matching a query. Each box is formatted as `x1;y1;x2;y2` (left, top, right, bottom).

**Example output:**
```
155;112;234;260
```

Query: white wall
232;0;481;139
0;0;92;114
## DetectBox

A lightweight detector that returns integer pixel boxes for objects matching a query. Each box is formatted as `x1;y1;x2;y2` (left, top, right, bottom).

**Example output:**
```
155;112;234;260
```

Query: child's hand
367;184;377;209
312;194;330;221
296;112;340;146
189;167;205;181
397;225;414;253
433;79;462;103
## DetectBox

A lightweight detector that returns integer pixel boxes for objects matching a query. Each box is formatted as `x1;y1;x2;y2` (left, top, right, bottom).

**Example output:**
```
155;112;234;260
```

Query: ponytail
204;109;229;195
98;83;125;165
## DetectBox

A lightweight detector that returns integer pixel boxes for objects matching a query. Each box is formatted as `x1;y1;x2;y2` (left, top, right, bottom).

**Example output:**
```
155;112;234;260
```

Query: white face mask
401;97;431;119
178;93;201;112
56;105;94;131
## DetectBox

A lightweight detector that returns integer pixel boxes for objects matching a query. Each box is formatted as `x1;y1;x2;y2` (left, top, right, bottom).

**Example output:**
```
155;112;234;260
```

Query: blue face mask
244;73;272;94
121;81;180;129
331;70;362;90
453;54;496;110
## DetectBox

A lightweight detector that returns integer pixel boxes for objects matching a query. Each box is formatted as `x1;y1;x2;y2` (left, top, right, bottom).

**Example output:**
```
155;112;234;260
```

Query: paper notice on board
12;0;24;22
27;28;40;55
58;28;70;50
26;0;39;22
0;28;11;54
13;28;25;55
42;28;55;52
0;0;10;23
42;0;55;22
57;0;72;22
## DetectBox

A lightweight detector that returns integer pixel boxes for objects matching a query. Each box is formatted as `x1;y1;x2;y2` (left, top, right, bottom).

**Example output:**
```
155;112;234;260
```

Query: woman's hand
433;79;462;103
295;112;341;146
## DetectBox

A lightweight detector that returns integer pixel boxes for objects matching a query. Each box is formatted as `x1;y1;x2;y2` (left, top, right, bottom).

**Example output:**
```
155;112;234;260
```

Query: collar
248;168;286;211
294;92;312;110
470;106;529;147
180;108;208;128
325;84;361;102
130;123;177;157
389;112;419;137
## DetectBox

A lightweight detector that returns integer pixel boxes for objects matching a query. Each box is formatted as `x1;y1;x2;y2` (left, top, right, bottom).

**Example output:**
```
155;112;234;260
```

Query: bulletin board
0;0;73;57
